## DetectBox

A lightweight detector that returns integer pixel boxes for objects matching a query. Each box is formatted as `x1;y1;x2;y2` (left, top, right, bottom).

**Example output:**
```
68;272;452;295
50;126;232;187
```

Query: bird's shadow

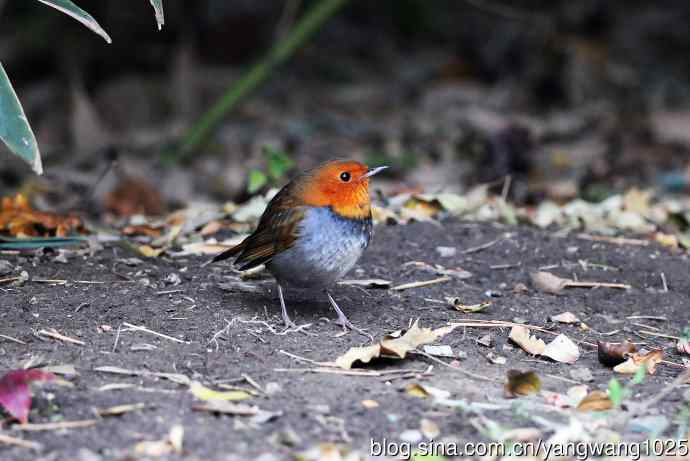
219;282;360;323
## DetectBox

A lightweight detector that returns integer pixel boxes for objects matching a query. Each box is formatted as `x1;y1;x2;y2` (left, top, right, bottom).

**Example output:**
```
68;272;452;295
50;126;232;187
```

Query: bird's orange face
299;160;386;219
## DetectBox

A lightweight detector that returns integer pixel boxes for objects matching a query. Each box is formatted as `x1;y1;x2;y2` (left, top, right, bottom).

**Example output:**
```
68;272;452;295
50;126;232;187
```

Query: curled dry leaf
613;350;664;375
0;369;56;424
542;334;580;364
0;194;84;238
504;370;541;398
334;320;457;369
551;311;579;324
446;297;491;313
577;390;613;412
597;340;637;367
509;326;545;355
530;271;569;294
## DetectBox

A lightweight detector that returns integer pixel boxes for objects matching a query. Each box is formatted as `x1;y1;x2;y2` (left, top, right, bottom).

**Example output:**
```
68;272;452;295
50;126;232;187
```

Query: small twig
15;420;98;431
500;175;512;202
279;349;331;366
38;328;85;346
490;263;520;270
121;322;190;344
627;315;667;321
241;374;265;394
391;276;451;291
0;333;26;345
412;350;498;383
638;330;680;341
112;323;123;352
0;276;20;284
461;237;504;255
577;234;649;246
156;289;184;296
563;281;631;290
274;367;429;377
0;432;41;450
661;273;669;292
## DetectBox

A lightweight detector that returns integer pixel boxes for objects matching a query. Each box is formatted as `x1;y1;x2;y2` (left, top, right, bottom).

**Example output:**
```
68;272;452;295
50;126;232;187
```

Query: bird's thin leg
276;285;314;335
327;291;373;341
277;284;297;329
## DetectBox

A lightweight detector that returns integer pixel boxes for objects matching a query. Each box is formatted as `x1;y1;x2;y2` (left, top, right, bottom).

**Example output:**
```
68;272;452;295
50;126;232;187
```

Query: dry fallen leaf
509;326;546;355
504;370;541;398
577;390;613;412
530;271;569;294
105;177;164;217
334;320;456;369
613;350;664;375
189;381;252;401
551;311;579;324
134;424;184;458
597;340;637;367
542;334;580;364
446;297;491;313
0;194;84;238
405;383;451;400
361;400;379;409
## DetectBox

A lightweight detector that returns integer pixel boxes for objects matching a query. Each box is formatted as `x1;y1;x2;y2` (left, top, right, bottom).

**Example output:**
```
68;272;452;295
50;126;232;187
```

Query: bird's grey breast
267;206;371;288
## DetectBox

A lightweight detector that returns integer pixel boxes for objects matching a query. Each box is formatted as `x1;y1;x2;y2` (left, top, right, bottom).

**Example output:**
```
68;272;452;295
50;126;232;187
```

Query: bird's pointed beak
361;166;388;180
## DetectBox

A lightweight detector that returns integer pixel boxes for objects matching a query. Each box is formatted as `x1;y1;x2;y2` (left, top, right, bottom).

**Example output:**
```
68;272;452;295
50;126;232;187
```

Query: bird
210;159;387;338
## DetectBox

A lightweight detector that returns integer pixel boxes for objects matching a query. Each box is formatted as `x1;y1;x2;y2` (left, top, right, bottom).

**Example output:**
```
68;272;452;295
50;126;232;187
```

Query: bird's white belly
267;207;371;288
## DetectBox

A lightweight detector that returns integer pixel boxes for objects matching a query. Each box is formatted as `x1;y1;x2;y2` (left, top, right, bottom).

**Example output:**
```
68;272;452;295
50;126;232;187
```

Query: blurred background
2;0;690;217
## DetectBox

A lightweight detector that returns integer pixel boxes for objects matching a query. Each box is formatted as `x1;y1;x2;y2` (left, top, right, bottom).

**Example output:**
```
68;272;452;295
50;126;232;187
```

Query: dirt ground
1;219;689;460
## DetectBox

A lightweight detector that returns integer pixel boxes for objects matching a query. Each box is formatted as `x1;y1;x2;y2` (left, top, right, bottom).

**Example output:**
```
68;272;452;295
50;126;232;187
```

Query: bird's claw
335;317;374;341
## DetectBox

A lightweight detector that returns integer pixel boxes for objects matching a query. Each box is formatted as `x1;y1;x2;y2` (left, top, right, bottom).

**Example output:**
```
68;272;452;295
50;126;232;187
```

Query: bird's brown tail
201;243;244;267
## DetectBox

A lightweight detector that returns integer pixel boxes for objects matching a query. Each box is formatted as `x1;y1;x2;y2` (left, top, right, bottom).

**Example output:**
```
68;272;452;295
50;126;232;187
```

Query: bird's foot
334;316;374;341
281;318;315;336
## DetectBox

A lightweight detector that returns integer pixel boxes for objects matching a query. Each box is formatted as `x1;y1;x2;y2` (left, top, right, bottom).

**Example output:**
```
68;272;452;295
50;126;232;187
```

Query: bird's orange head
296;160;387;219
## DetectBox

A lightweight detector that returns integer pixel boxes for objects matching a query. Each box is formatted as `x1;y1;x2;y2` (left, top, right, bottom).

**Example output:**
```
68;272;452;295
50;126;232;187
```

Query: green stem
173;0;349;161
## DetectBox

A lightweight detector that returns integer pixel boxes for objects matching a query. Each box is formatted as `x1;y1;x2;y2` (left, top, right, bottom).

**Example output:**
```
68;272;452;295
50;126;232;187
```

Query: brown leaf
577;390;613;412
542;334;580;364
334;321;456;369
0;194;84;238
105;177;163;217
597;340;637;367
504;370;541;398
613;350;664;375
509;326;545;355
530;271;568;294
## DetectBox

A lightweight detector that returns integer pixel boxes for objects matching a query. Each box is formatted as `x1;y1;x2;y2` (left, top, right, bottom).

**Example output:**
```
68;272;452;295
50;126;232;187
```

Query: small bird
210;159;387;338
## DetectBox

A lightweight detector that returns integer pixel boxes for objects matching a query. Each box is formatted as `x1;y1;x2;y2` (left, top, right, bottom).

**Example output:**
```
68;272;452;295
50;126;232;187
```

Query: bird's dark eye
340;171;351;182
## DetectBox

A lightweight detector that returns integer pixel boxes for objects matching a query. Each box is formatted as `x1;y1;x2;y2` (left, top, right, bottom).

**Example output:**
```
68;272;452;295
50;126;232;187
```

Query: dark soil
1;220;689;460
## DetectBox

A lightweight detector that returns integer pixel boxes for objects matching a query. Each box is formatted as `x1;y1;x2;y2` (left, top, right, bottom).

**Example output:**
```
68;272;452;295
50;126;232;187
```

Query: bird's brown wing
210;184;305;270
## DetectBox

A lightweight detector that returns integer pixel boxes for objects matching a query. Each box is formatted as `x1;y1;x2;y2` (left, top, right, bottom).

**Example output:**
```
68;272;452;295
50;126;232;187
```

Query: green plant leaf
631;362;647;385
264;147;294;180
608;378;624;407
36;0;112;43
0;236;87;250
149;0;165;30
0;63;42;175
247;169;268;194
